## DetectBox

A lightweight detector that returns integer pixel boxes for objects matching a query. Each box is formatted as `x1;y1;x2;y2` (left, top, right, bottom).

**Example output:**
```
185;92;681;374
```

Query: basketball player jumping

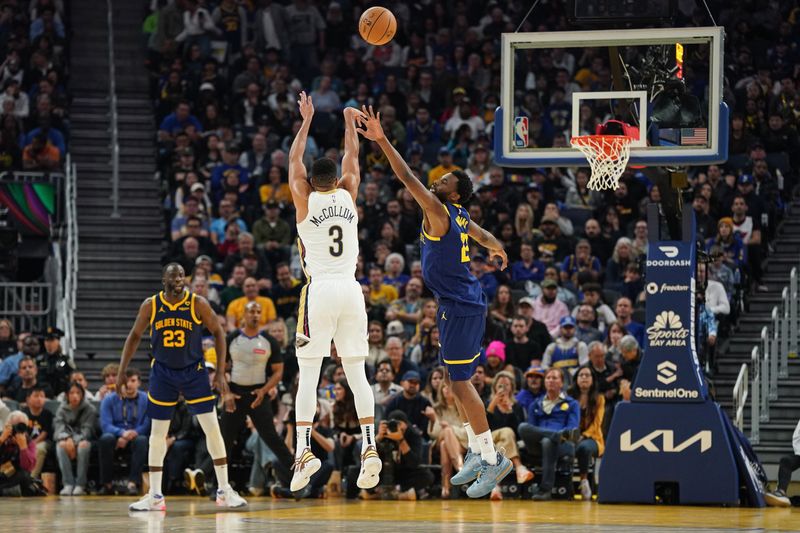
118;263;247;511
357;106;513;497
288;93;381;492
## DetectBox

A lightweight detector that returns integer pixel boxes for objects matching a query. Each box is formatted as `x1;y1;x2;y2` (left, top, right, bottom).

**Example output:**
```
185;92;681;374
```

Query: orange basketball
359;7;397;46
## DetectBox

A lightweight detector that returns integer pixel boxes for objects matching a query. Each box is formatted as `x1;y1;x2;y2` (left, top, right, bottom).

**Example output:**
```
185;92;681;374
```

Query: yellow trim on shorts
147;392;178;406
296;283;310;338
190;293;202;324
149;296;157;325
186;395;216;404
442;352;481;365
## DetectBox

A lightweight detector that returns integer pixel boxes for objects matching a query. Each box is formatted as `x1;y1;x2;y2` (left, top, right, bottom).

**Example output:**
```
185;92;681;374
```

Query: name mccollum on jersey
308;205;356;227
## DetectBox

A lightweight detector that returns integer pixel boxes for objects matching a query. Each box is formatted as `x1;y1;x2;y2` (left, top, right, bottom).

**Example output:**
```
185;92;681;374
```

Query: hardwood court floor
2;496;800;532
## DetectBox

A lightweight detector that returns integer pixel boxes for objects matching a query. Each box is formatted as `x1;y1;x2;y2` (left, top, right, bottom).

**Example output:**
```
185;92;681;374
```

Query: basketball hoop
570;135;633;191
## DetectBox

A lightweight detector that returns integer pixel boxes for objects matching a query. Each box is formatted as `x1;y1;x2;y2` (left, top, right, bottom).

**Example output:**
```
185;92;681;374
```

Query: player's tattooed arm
468;220;509;270
357;105;449;235
117;298;153;392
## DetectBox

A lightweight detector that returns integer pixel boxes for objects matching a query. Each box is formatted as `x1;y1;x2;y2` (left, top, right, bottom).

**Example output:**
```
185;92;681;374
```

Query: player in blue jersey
116;263;247;511
357;106;513;498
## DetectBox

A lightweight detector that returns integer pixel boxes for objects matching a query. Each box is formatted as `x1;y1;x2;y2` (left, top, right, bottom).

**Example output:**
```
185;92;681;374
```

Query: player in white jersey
288;92;381;493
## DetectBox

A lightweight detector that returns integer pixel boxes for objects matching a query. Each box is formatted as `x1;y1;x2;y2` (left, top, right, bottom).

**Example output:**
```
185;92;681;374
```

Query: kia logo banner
635;234;707;403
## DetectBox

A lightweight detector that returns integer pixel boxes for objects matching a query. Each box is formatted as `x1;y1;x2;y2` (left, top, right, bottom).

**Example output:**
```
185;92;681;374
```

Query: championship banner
633;223;707;402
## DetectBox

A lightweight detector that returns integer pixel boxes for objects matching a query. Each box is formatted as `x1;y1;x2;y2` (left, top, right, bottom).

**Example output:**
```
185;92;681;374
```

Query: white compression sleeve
342;357;375;420
148;419;170;497
196;410;227;460
296;358;322;424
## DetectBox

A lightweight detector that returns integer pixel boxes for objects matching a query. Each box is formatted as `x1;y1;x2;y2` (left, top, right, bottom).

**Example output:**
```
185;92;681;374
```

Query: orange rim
571;135;633;159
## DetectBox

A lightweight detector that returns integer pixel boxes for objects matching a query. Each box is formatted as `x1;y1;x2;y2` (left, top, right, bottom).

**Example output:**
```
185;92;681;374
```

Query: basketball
359;7;396;46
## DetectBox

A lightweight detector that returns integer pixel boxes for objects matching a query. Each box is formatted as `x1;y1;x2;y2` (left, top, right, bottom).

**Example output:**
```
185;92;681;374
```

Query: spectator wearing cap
444;96;486;141
533;215;573;262
511;241;547;284
4;356;54;404
517;365;545;413
158;101;203;142
573;283;616;332
383;337;419;385
484;340;508;385
0;410;39;496
542;316;589;379
517;368;580;501
374;408;434;500
210;142;250;204
384;370;432;440
692;190;718;243
252;199;292;265
226;277;277;332
705;217;746;271
735;172;766;224
35;327;73;397
516;297;554;349
426;146;463;187
531;279;570;337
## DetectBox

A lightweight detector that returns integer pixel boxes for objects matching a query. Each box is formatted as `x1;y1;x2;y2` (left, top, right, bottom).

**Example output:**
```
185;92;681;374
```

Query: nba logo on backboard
514;117;528;148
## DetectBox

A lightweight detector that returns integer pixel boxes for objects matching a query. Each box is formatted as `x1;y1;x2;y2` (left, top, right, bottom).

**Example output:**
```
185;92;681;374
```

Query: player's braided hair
452;169;473;204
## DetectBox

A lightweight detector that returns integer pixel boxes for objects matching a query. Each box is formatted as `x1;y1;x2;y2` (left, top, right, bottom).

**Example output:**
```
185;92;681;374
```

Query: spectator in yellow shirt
367;265;398;306
226;276;277;331
427;147;463;187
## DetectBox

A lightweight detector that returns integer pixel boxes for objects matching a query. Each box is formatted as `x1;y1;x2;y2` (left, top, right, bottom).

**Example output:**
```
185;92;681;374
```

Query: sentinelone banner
633;235;708;402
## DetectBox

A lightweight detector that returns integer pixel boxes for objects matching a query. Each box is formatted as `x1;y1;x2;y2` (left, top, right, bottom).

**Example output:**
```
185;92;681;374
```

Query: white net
570;135;633;191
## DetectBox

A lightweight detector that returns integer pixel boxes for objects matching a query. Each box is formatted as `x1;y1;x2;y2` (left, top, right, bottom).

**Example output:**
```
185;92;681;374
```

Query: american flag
681;128;708;145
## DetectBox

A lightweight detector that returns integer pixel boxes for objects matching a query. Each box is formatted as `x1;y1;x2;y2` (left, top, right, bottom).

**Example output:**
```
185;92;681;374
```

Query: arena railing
57;154;78;358
760;325;771;423
107;0;120;220
733;362;748;433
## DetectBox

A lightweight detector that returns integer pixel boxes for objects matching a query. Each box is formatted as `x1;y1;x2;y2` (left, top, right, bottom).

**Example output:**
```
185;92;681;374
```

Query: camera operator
373;410;433;500
0;410;41;496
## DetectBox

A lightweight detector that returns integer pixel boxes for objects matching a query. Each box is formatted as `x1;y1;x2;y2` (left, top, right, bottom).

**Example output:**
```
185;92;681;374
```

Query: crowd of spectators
2;0;799;500
0;0;69;173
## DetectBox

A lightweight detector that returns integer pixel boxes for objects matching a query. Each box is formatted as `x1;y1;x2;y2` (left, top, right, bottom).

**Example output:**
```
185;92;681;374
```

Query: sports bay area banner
633;232;708;402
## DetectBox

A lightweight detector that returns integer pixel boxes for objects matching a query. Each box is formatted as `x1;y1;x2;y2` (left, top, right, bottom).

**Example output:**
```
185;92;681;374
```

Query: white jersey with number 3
296;188;359;279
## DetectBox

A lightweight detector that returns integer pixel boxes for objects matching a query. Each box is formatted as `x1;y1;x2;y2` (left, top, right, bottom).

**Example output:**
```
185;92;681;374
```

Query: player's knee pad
148;419;170;465
342;358;374;420
196;411;227;460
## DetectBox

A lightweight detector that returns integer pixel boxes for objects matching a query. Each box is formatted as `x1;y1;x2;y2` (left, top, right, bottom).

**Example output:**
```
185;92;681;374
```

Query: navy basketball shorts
437;304;486;382
147;359;216;420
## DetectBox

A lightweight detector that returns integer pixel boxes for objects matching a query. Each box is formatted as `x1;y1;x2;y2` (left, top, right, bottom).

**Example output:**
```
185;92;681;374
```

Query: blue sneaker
465;452;513;498
450;450;481;485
